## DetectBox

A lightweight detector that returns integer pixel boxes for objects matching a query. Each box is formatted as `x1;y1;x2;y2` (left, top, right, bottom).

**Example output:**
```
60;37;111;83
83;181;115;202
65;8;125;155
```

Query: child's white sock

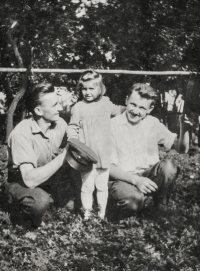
97;190;108;219
81;192;93;219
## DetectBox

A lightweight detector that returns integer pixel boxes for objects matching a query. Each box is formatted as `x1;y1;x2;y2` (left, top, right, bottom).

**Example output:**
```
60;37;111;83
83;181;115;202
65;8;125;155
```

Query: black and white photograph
0;0;200;270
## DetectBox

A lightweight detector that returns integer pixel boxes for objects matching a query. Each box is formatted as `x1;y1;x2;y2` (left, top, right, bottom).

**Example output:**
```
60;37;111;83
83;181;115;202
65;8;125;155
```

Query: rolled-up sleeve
156;122;177;151
10;134;37;168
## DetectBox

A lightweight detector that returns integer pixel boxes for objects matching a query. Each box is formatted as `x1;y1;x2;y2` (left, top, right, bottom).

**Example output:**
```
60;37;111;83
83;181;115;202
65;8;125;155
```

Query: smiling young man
3;82;80;228
109;83;190;218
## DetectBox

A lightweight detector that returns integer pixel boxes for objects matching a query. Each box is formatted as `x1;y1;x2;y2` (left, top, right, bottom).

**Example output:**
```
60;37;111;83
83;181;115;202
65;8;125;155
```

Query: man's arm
67;103;80;139
20;149;67;188
110;164;158;194
108;98;126;117
173;114;191;154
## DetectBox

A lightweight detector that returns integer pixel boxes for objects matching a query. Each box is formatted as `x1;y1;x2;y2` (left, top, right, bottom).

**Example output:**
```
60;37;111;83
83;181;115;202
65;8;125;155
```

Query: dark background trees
0;2;200;269
0;0;200;138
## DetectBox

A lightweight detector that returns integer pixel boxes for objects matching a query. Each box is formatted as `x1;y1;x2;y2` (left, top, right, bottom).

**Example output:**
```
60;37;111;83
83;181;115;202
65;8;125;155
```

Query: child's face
126;91;154;124
81;80;101;102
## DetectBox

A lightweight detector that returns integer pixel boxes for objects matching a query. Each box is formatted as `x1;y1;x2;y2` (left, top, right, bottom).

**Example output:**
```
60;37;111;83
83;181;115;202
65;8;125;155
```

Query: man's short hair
25;82;54;114
127;83;158;105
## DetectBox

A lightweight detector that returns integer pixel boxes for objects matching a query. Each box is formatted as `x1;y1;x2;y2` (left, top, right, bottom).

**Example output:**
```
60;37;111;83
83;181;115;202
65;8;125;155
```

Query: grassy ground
0;145;200;271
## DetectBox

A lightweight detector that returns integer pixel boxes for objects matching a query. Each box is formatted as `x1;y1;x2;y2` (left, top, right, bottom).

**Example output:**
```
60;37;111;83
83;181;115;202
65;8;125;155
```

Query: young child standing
67;70;125;220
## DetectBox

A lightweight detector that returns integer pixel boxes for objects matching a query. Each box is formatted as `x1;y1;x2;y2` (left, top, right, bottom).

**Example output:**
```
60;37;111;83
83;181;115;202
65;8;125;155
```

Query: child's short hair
77;69;106;99
127;83;158;105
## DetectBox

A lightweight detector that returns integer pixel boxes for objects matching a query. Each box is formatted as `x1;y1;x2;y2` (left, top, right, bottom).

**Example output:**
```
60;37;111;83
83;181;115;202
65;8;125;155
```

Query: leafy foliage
1;0;200;109
0;145;200;270
0;1;199;270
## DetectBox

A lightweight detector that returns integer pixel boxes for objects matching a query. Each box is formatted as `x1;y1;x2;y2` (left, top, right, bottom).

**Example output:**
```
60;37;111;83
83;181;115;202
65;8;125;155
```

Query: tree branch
6;29;31;142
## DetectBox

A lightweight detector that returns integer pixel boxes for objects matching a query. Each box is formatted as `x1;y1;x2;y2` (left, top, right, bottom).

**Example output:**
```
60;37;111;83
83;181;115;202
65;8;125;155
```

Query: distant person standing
161;89;178;133
175;93;184;114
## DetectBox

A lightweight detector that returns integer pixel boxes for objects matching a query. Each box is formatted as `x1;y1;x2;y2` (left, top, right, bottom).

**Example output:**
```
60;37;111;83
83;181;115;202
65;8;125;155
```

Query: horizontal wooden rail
0;68;197;75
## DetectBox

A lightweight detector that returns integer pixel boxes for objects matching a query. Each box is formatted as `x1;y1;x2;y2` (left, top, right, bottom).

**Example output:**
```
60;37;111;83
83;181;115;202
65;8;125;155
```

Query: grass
0;145;200;271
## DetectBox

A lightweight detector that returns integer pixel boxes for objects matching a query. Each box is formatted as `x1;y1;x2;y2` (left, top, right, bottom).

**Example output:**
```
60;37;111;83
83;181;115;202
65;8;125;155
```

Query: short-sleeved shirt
68;96;123;169
8;117;68;179
111;112;177;174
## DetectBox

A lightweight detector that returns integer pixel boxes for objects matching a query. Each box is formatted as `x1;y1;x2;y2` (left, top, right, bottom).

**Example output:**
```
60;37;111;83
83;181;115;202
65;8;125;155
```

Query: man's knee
126;192;144;212
22;188;51;217
109;180;145;212
111;192;144;212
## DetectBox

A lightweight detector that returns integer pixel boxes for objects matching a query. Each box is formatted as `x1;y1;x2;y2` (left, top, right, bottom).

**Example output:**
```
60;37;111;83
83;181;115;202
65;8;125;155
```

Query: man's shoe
97;204;105;220
65;199;75;212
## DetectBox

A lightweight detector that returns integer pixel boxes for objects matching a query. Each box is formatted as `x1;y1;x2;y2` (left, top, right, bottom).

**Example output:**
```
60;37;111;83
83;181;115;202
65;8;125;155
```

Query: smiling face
126;91;154;125
36;92;62;123
81;80;101;102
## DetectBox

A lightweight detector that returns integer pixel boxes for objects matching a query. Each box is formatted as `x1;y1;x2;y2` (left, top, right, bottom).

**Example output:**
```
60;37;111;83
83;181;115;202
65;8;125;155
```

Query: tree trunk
6;73;28;141
6;30;30;142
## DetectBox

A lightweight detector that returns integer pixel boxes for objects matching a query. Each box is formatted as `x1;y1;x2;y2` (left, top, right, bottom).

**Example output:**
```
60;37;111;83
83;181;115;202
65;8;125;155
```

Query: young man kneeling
109;83;190;218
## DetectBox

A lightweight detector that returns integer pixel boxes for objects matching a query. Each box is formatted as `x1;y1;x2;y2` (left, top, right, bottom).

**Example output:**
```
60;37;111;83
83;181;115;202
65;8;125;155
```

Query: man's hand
133;176;158;194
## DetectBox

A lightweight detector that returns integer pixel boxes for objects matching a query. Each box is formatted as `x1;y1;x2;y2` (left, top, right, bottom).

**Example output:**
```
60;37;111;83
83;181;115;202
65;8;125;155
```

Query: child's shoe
97;204;105;220
84;209;91;220
98;212;105;220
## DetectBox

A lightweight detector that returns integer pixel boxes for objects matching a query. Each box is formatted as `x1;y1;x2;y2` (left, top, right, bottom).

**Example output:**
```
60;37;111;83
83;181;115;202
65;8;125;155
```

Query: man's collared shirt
8;117;67;171
110;112;177;174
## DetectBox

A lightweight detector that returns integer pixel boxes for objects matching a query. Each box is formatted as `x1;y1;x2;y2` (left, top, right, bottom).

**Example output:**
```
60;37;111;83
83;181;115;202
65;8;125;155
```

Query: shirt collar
30;118;42;134
117;111;150;127
30;117;57;137
117;111;129;125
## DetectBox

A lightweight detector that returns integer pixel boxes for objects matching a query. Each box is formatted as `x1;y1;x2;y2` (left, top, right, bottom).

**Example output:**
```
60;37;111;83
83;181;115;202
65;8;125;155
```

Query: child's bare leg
81;167;96;219
96;168;109;219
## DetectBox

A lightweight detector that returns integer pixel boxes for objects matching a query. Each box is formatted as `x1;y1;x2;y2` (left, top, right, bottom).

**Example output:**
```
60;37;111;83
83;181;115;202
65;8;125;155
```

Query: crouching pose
3;82;81;228
109;83;190;218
